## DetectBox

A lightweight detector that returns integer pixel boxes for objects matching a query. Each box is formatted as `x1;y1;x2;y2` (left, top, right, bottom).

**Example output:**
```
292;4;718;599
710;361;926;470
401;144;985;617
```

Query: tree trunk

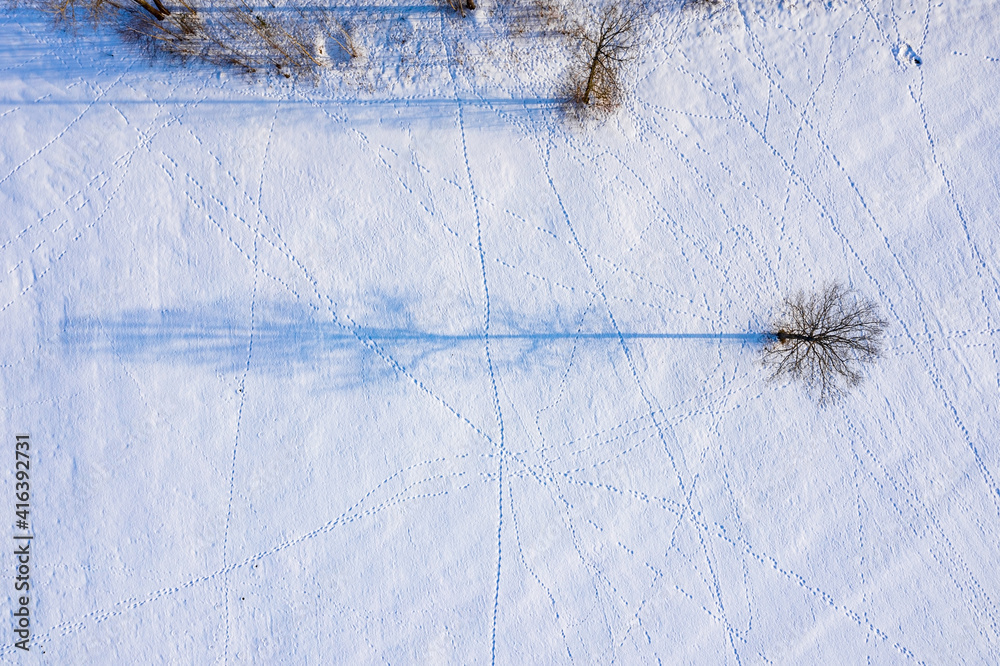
776;331;816;343
133;0;169;20
583;46;602;104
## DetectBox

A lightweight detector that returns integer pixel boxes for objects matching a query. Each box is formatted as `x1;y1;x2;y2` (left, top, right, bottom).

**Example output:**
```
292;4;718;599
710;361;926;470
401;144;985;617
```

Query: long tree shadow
62;303;769;387
0;7;566;112
0;94;566;129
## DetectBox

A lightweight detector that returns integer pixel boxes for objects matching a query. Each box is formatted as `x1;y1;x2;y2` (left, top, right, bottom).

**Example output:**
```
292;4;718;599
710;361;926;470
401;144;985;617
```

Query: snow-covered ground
2;0;999;662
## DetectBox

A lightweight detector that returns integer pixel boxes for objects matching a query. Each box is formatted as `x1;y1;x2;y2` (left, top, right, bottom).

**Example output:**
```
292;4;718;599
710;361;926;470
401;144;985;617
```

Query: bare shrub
503;0;566;39
445;0;477;18
762;283;887;403
23;0;363;80
123;1;225;67
564;2;640;119
326;21;362;61
227;5;332;77
14;0;557;90
38;0;119;24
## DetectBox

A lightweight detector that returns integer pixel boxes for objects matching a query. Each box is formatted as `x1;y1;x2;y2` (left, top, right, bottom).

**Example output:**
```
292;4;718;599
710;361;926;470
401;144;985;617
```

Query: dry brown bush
22;0;363;79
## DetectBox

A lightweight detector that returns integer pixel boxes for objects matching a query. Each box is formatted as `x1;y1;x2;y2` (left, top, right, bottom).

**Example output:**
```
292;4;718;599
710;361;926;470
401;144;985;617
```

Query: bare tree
566;2;640;117
762;283;887;403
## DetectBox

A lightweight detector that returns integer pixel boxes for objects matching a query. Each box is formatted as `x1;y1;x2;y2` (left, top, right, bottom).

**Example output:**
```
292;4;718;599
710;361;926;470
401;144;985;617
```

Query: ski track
440;11;510;662
220;98;277;666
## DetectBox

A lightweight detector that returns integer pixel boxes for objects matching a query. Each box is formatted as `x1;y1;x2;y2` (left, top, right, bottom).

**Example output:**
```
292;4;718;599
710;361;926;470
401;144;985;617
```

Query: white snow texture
1;0;998;663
